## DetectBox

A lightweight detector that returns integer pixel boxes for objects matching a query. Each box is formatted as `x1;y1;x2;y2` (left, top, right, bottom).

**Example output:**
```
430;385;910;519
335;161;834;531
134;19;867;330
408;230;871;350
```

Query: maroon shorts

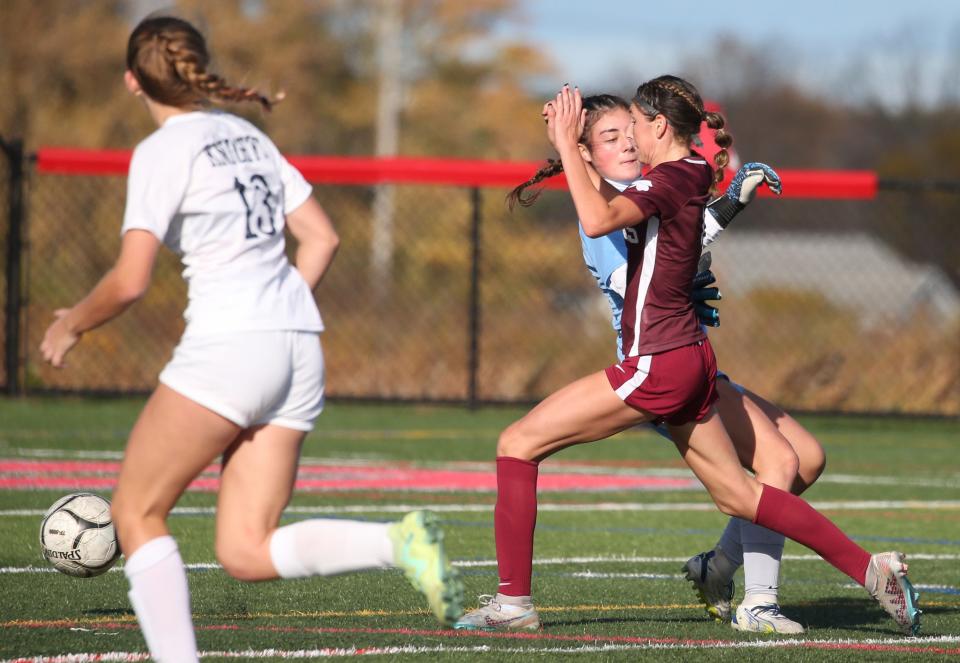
605;339;718;426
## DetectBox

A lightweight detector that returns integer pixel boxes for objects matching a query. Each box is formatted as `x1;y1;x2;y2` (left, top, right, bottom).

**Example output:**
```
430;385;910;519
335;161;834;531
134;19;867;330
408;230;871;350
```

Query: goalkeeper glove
706;161;782;229
691;251;722;327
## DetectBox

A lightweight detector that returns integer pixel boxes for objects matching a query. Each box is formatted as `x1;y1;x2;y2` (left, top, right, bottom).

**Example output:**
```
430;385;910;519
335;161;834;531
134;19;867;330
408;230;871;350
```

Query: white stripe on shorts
614;354;653;400
628;218;660;357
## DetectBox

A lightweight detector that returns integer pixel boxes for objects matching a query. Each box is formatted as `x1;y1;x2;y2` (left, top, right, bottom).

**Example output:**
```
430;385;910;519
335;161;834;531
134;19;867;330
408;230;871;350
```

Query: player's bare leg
671;411;920;635
457;371;650;631
218;423;463;626
683;381;807;632
112;384;243;663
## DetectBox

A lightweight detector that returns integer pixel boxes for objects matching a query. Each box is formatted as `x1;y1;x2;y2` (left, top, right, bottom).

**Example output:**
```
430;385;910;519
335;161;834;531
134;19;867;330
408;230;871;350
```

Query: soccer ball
39;492;121;578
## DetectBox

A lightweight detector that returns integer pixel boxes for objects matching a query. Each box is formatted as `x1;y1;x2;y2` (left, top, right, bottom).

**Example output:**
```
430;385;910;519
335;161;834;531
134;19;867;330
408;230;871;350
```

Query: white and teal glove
703;162;782;245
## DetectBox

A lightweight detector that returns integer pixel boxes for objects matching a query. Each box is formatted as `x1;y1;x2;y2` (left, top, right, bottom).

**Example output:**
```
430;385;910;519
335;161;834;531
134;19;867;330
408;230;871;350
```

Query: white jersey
121;110;321;338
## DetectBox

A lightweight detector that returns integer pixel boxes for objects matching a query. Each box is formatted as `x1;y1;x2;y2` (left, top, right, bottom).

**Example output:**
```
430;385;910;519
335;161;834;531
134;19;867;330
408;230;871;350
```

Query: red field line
4;620;955;655
0;460;698;493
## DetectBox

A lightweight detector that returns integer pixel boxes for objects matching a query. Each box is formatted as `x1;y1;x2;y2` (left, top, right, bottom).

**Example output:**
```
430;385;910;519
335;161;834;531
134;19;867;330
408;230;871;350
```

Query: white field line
3;636;960;661
4;553;960;576
4;499;960;519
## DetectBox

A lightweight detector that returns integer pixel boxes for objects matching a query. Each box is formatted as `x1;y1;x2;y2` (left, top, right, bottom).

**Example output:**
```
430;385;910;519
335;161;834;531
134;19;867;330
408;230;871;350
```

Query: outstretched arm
703;162;782;246
40;229;160;367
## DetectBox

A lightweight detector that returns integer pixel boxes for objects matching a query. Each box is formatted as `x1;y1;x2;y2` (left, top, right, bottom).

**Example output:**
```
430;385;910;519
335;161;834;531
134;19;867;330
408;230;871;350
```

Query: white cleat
731;603;805;634
865;551;921;636
682;549;735;622
453;595;541;631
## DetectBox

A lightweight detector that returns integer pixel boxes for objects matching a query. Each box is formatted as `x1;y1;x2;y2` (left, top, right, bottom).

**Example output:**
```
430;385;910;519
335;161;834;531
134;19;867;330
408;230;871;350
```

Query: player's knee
756;444;800;491
794;444;827;494
496;423;537;460
110;494;147;542
216;535;270;581
712;482;762;520
713;496;745;519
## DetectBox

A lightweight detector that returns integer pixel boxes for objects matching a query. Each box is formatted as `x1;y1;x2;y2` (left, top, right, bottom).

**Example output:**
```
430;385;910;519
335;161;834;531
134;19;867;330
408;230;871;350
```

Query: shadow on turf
546;597;937;635
82;608;134;617
774;597;936;633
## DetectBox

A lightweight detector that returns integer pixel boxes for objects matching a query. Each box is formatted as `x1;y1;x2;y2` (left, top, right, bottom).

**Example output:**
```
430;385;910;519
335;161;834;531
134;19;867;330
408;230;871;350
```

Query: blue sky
497;0;960;108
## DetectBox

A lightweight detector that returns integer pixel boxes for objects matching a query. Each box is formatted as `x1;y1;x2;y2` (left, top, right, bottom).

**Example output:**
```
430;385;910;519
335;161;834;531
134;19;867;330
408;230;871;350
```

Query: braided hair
126;16;279;112
633;75;731;193
507;94;630;210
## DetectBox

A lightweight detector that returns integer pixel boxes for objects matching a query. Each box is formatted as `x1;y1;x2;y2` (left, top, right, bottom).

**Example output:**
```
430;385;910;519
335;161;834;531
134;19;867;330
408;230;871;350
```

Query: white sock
123;535;198;663
269;519;394;578
716;517;745;568
740;520;785;604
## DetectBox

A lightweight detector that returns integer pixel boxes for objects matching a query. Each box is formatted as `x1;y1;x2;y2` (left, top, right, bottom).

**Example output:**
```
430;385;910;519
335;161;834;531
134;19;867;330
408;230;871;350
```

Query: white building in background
711;232;960;325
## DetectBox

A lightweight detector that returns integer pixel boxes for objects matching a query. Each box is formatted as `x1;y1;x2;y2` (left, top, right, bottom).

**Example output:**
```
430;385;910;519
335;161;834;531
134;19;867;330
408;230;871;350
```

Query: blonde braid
127;16;280;112
165;40;276;111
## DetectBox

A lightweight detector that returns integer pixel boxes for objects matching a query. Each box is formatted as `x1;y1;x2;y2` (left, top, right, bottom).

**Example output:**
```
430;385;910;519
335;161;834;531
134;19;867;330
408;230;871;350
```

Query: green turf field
1;398;958;661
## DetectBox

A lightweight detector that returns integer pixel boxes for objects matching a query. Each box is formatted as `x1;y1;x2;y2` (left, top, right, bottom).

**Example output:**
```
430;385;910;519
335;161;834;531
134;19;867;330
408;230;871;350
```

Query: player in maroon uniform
510;92;826;633
454;76;920;636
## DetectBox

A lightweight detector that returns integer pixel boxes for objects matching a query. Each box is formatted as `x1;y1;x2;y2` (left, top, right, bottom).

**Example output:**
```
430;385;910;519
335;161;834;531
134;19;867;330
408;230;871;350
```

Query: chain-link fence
3;147;958;415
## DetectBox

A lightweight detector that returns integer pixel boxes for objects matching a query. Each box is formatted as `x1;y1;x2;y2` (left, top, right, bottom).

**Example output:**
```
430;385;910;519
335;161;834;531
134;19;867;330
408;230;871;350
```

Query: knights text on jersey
616;157;712;357
121;111;322;337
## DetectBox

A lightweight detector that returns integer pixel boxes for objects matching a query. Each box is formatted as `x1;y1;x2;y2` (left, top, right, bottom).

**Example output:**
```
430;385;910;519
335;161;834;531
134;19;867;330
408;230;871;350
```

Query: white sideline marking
4;499;960;519
5;553;960;575
3;636;960;661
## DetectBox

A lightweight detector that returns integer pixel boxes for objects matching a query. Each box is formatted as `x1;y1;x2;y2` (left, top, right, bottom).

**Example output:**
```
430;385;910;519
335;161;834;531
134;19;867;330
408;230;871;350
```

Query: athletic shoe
682;549;735;622
865;551;921;635
388;510;464;627
453;595;542;631
731;603;805;634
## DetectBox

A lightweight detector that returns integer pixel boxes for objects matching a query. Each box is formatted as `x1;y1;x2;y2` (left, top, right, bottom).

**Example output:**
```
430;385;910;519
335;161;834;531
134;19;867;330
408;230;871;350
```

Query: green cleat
388;510;464;627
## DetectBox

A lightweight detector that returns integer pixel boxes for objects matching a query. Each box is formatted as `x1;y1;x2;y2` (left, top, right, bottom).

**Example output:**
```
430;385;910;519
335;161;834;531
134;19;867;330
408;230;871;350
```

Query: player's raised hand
542;100;557;148
550;85;585;154
728;162;782;204
40;308;81;368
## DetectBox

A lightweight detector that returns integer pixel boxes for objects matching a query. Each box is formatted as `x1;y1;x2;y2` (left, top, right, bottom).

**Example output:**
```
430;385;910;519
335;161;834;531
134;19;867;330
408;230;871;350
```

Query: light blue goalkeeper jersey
579;224;629;361
579;179;632;362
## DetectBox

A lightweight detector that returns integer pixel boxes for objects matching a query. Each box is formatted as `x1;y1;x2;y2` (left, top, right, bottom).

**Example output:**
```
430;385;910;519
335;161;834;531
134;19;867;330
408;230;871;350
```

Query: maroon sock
494;456;539;597
754;483;870;585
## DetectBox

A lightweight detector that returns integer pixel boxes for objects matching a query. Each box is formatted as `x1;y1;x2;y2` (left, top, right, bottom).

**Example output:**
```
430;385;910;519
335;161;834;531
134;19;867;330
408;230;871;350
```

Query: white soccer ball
39;492;121;578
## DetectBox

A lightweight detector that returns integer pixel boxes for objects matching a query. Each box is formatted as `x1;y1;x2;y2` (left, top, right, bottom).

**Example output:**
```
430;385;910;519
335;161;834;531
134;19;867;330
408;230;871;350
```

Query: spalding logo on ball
39;492;121;577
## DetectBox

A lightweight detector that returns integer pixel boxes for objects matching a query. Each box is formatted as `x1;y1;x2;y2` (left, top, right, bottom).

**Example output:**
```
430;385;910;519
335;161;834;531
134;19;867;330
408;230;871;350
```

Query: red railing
34;147;879;199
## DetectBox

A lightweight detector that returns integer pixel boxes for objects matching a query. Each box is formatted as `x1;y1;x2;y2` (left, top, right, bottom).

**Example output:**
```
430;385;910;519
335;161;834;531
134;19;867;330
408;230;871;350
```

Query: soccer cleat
731;603;805;634
388;510;465;627
453;595;542;631
682;550;735;622
865;551;921;635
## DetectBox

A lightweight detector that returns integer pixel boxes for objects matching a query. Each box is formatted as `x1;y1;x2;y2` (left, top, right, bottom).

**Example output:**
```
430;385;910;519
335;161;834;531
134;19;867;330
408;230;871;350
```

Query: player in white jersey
39;16;462;662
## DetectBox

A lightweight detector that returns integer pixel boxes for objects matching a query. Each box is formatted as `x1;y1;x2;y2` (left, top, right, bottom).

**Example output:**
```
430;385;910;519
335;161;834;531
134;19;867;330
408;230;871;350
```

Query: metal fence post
2;138;25;396
467;186;481;409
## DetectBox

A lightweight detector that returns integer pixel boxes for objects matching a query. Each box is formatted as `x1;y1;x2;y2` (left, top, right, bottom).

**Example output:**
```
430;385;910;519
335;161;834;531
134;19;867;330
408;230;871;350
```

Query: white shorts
159;330;324;431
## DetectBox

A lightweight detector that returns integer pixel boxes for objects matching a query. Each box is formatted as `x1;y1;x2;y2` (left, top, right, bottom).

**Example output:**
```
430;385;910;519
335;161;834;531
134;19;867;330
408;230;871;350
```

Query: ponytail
704;110;732;194
506;159;565;210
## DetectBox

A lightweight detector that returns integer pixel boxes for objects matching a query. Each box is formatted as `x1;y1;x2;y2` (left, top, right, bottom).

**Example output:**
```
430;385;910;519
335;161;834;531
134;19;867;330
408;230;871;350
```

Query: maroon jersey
617;156;713;357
